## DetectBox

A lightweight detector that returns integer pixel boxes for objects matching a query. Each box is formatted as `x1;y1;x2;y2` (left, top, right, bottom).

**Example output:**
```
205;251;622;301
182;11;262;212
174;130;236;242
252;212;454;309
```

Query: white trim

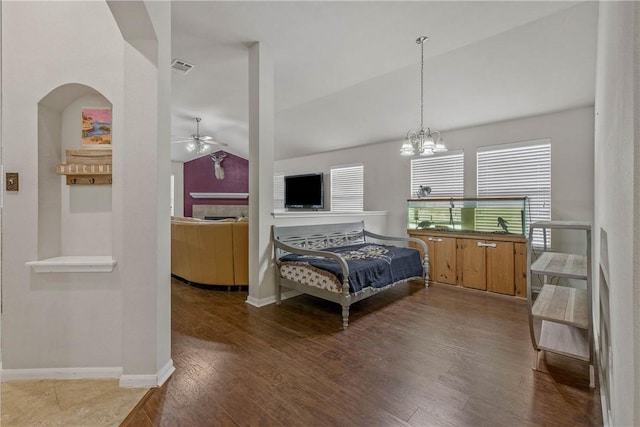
1;367;122;382
476;137;550;152
25;256;117;273
190;192;249;199
246;290;300;307
119;359;175;388
119;374;156;388
156;359;175;387
271;210;387;219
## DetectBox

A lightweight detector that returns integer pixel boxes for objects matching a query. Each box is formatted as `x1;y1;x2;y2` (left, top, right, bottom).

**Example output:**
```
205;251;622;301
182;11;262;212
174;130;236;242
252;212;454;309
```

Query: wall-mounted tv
284;173;324;210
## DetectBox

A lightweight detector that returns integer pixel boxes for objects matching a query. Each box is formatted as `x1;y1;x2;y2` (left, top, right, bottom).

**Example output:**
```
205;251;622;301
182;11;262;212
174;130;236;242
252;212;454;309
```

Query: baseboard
0;366;123;382
119;358;175;388
156;358;175;387
246;290;300;307
119;374;157;388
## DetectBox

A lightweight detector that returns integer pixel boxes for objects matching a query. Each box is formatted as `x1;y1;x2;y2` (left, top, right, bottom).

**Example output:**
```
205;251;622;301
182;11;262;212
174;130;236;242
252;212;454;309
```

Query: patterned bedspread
278;243;423;293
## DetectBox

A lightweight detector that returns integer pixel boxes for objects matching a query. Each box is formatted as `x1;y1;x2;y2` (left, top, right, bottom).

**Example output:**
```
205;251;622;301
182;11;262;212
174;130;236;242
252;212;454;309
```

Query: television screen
284;173;324;209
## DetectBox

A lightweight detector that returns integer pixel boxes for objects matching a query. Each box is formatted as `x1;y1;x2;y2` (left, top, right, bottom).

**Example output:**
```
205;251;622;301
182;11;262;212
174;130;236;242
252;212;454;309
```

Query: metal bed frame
272;221;429;329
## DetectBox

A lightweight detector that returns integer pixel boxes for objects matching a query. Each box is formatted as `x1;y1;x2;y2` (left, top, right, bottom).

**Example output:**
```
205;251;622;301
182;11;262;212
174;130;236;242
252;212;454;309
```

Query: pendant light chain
420;39;424;131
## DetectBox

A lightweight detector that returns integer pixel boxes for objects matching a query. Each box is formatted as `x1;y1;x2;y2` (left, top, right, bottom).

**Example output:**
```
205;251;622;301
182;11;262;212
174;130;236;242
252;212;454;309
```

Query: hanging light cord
420;38;425;131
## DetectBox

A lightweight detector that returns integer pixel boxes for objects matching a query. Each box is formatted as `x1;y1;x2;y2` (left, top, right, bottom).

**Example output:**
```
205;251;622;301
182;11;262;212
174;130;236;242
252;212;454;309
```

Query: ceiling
170;1;597;162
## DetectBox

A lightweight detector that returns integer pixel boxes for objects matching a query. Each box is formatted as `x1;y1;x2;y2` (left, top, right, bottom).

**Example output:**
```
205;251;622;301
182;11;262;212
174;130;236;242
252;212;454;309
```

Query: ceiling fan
172;117;227;154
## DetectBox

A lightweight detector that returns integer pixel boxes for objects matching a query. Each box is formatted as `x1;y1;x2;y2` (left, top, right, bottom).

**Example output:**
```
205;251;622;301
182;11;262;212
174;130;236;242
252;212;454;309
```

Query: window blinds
410;151;464;198
273;173;285;211
331;164;364;212
477;140;551;246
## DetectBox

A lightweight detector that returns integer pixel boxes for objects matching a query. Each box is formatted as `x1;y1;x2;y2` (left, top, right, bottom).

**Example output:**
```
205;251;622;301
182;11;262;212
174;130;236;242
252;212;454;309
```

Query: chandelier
400;36;447;156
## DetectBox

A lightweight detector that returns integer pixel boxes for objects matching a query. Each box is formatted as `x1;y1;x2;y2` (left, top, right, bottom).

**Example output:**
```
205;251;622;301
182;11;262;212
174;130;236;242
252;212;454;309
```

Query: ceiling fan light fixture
197;143;212;155
173;117;228;155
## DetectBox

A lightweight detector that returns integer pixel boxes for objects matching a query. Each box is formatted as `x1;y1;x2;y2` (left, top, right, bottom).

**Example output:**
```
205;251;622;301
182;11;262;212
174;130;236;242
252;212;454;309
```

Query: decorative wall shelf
190;192;249;199
56;149;112;185
26;256;117;273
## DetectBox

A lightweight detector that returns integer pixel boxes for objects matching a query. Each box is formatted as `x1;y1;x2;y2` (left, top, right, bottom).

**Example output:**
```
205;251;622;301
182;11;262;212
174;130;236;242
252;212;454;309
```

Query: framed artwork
81;107;112;147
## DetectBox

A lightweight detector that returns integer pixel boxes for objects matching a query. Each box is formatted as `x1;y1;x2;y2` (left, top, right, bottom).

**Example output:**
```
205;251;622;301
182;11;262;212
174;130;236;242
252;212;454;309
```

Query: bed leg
423;257;430;287
275;279;281;305
341;305;349;330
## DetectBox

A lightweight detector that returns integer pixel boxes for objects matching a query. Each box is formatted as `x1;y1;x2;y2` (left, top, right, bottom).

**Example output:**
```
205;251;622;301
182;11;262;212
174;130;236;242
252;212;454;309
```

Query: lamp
400;36;447;157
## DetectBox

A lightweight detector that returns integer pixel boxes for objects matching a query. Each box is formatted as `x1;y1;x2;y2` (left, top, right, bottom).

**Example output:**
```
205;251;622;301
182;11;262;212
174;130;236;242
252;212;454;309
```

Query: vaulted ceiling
170;1;597;162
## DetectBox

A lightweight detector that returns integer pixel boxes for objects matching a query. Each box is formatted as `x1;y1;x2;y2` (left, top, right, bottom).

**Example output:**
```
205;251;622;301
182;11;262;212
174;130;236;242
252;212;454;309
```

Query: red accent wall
183;151;248;217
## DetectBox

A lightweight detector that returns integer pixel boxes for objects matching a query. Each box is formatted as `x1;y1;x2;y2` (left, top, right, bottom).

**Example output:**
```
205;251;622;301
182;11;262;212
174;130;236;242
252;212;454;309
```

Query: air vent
171;59;194;75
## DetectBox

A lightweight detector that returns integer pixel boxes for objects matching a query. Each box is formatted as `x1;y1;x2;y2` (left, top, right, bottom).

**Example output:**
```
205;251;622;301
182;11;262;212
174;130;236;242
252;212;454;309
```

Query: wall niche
27;83;116;272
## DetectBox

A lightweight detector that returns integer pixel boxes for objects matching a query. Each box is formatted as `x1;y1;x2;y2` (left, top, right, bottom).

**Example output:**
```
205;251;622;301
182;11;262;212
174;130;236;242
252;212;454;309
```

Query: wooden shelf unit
526;220;594;387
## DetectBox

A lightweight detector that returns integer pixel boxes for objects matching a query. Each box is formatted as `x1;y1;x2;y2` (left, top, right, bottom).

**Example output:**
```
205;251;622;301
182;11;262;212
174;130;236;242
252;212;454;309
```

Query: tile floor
1;379;147;426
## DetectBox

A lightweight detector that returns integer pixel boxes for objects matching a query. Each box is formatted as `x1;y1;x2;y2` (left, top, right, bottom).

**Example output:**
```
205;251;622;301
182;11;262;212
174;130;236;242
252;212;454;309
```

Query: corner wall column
247;41;275;304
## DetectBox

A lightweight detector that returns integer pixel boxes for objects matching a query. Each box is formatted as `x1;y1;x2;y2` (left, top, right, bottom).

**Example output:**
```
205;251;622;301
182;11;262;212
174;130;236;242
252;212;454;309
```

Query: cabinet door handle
434;238;444;242
477;242;497;248
427;237;434;241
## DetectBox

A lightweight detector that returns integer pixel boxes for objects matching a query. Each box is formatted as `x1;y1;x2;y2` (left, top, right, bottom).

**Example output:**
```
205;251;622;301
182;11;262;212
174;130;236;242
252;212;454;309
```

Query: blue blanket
279;243;423;293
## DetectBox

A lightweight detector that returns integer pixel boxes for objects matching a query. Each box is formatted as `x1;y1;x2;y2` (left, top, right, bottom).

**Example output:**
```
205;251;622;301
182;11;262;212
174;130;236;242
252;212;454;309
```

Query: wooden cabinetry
412;235;456;284
527;221;594;387
457;238;486;290
457;238;515;295
409;230;526;297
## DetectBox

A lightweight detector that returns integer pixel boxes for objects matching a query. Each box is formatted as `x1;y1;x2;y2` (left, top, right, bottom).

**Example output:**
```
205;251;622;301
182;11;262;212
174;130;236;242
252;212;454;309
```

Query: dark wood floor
122;279;602;426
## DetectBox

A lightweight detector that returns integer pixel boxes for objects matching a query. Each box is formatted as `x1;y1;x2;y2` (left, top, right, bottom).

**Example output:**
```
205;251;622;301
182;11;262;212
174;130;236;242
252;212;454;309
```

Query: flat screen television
284;173;324;210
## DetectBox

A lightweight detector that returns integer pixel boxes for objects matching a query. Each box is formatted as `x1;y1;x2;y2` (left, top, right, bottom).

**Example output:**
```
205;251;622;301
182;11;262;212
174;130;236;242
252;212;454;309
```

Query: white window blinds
273;173;285;211
410;151;464;198
477;139;551;246
331;164;364;212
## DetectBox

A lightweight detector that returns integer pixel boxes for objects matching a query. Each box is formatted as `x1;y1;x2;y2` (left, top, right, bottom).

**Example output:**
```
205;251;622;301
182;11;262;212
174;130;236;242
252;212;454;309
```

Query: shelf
530;220;591;230
26;256;117;273
532;284;589;329
272;211;388;218
530;252;587;279
56;149;112;186
527;220;593;387
190;192;248;199
538;320;590;361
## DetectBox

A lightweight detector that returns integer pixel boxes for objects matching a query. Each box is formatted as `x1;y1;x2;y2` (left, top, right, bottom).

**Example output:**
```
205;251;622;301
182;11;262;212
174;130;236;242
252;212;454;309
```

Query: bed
272;221;429;329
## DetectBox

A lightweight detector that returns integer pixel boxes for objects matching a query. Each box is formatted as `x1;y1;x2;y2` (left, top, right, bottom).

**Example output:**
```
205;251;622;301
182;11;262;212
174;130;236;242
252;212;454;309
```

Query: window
410;152;464;228
410;151;464;198
477;139;551;246
330;164;364;211
273;173;285;211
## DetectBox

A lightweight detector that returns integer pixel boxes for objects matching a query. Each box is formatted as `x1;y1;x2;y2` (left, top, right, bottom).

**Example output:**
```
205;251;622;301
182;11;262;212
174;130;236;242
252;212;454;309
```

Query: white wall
60;95;113;256
594;2;639;426
1;1;171;385
275;106;594;239
171;161;184;217
2;1;125;370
